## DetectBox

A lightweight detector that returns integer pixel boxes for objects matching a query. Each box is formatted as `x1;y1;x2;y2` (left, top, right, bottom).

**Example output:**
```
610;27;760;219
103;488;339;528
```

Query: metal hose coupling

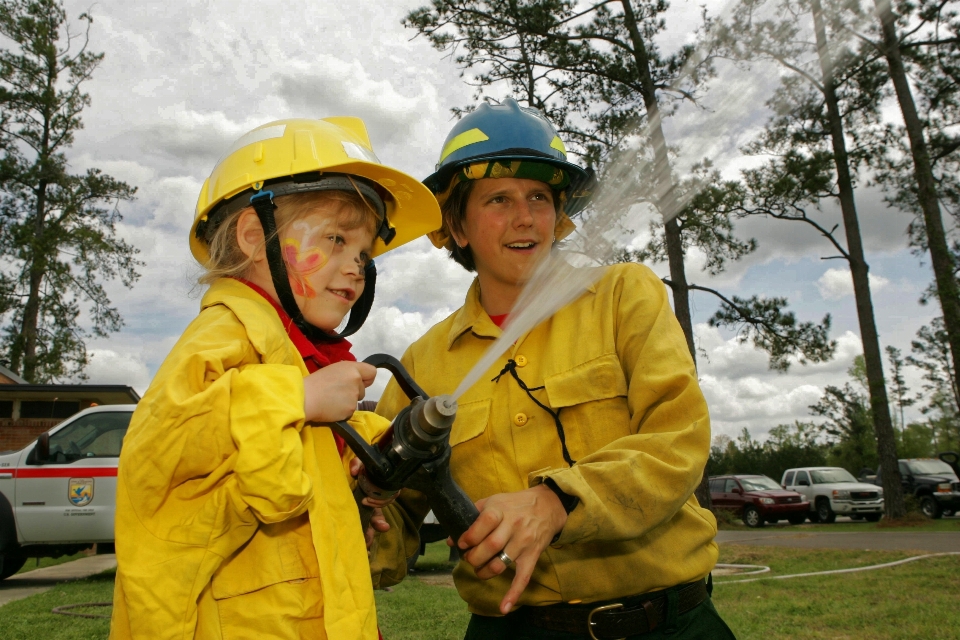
419;395;458;435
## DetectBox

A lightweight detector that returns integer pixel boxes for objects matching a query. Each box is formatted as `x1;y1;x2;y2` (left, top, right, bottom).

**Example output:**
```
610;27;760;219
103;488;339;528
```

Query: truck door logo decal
69;478;94;506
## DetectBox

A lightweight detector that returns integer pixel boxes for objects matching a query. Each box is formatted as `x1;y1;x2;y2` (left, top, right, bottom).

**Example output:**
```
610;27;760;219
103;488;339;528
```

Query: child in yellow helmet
110;119;441;640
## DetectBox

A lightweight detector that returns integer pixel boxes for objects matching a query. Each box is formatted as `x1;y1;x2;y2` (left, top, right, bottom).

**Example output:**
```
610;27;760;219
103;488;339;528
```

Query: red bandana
235;278;354;455
489;313;509;328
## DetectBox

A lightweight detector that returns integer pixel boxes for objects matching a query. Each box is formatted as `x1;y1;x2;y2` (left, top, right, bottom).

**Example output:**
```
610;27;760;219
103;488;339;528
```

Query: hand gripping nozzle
326;354;479;541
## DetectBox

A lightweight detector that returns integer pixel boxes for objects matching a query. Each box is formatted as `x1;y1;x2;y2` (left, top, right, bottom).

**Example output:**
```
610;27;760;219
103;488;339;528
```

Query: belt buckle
587;603;624;640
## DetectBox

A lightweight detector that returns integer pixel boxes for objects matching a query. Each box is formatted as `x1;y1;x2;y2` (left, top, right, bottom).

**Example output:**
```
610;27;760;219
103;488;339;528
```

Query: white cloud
696;324;866;439
138;105;258;169
276;57;441;147
816;267;890;300
349;305;456;399
374;241;476;312
23;0;930;453
350;305;455;362
700;374;824;423
85;349;151;391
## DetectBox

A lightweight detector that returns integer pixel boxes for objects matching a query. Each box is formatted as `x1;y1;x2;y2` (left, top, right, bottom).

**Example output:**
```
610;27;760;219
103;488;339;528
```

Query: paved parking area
716;530;960;552
0;554;116;608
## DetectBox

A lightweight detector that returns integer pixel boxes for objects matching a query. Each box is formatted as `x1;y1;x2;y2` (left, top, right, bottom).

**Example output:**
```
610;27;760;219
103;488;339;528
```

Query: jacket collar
446;266;604;351
200;277;293;362
447;278;501;350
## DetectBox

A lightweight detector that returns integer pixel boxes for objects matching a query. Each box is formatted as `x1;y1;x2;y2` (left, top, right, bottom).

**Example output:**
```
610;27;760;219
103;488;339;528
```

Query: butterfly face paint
282;237;329;298
277;209;374;331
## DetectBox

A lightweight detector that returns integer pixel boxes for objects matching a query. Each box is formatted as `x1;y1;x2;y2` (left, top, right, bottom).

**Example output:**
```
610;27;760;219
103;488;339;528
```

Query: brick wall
0;418;62;452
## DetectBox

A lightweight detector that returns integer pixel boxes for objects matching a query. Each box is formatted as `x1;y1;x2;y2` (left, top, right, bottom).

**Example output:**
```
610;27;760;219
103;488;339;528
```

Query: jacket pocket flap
448;399;492;447
211;530;317;600
544;354;628;408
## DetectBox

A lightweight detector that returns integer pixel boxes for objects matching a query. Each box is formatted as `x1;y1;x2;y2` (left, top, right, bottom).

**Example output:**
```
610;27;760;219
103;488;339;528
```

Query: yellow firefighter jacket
373;263;718;616
110;277;384;640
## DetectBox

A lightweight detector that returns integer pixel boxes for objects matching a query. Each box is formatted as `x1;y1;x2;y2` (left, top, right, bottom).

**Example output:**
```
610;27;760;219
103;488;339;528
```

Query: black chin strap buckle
377;218;397;245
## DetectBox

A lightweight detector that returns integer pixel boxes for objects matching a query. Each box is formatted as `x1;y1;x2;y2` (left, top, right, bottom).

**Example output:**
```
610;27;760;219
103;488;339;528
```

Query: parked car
0;405;135;580
867;458;960;519
709;474;809;528
781;467;884;523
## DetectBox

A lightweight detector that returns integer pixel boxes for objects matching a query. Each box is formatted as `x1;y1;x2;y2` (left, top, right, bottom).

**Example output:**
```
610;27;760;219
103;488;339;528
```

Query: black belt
524;580;709;639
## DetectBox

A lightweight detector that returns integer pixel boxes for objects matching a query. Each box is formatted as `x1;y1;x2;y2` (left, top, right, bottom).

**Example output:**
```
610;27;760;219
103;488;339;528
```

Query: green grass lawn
1;541;957;639
713;545;960;640
16;550;93;575
375;540;469;639
0;570;114;639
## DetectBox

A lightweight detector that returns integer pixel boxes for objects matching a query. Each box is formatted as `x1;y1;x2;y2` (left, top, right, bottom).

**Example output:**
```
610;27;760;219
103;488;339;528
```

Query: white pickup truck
0;404;135;580
781;466;884;523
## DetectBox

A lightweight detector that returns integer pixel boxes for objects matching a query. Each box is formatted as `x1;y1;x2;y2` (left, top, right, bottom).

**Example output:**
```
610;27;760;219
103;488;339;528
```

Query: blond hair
198;189;380;286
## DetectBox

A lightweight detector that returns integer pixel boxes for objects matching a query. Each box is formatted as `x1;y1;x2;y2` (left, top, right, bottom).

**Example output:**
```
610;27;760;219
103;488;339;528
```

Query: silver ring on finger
497;550;513;567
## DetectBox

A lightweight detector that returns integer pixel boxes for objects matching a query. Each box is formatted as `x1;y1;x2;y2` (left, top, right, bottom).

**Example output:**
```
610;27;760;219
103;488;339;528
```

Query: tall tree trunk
19;267;43;382
873;0;960;396
18;177;48;383
619;0;710;508
509;0;538;106
812;0;905;518
665;218;696;357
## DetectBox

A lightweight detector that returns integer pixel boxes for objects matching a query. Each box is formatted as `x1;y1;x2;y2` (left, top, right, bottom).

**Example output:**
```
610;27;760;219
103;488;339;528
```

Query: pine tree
0;0;139;382
908;317;960;451
869;0;960;401
885;345;914;429
406;0;838;508
714;0;906;517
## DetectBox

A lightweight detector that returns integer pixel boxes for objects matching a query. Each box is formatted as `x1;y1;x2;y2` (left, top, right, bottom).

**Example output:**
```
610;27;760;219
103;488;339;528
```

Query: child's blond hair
199;189;381;286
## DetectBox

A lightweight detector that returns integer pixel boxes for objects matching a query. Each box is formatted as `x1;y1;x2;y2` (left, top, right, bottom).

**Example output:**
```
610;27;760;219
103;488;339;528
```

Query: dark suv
709;475;809;527
870;458;960;519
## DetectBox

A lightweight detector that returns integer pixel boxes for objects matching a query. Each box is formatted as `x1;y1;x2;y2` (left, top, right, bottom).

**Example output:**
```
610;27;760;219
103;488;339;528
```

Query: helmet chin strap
250;191;376;343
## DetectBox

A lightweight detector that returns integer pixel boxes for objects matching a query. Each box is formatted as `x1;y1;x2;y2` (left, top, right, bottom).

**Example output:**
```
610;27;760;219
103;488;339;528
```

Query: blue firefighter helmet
424;98;592;211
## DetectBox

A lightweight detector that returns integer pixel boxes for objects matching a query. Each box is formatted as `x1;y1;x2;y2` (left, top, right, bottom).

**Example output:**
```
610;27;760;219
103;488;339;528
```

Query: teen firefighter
372;98;737;639
110;118;440;640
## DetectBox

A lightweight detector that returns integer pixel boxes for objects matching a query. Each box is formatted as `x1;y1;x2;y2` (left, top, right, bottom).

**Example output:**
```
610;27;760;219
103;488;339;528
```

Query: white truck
781;466;884;523
0;404;135;580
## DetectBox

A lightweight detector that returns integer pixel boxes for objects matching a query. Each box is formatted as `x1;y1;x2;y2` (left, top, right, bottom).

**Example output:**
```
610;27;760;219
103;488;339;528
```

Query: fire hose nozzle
418;395;458;436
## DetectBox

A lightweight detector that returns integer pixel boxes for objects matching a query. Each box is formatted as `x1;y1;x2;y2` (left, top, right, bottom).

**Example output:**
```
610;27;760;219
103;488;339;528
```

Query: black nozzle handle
407;458;480;544
362;353;429;401
327;420;391;478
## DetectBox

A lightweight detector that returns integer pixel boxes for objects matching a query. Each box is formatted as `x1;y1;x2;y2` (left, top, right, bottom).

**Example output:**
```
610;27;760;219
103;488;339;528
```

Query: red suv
709;474;809;527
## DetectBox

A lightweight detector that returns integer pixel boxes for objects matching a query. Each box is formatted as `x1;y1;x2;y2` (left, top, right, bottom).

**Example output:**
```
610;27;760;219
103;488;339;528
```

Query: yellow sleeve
229;362;313;523
121;305;312;544
368;349;431;588
535;265;710;545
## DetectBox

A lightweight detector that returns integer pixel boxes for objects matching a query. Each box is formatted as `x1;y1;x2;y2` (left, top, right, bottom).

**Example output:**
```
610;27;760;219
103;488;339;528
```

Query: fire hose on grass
712;552;960;585
51;553;960;619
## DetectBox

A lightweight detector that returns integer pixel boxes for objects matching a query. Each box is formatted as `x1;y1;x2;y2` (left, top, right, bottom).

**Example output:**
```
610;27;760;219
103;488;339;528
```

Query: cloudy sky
50;0;939;441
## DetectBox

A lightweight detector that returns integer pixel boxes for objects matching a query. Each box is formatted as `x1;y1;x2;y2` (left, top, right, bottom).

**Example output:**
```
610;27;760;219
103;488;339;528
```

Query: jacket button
515;355;528;367
514;413;528;426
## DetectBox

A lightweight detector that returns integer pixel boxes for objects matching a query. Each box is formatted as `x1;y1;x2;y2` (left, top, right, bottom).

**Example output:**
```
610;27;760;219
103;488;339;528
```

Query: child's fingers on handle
357;362;378;387
349;457;363;477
